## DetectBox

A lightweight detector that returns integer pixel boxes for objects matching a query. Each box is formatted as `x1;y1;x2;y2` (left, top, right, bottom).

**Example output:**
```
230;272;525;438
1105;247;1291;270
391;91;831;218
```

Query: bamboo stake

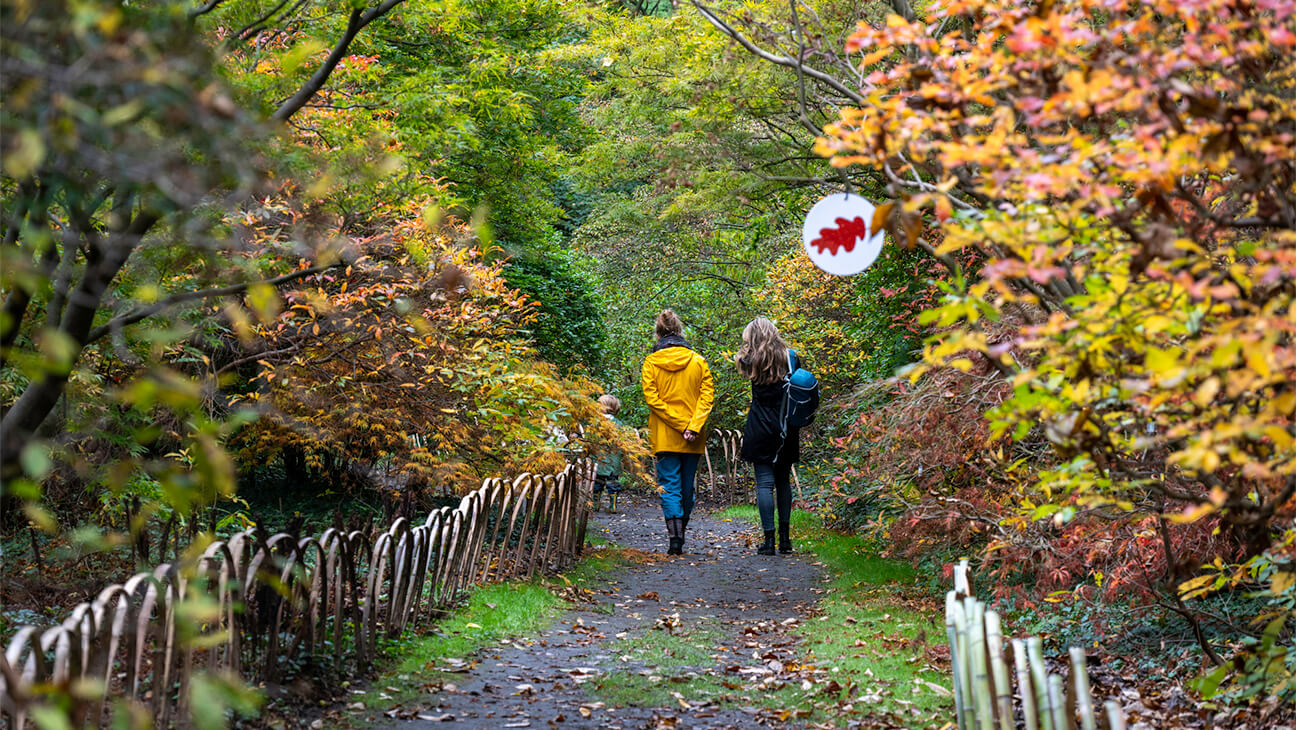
1012;638;1039;730
946;591;968;730
950;598;975;730
1027;637;1053;730
1047;674;1068;730
965;598;994;730
1069;646;1097;730
954;558;971;597
985;611;1013;730
703;445;717;499
1104;700;1126;730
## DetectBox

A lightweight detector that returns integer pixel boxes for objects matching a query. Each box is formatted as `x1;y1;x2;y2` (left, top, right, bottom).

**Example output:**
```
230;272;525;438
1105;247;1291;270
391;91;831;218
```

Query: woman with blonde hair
642;309;715;554
736;317;814;555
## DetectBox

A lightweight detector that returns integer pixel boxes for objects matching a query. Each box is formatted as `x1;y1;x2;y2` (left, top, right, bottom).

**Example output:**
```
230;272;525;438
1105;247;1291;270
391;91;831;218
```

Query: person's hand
683;430;698;442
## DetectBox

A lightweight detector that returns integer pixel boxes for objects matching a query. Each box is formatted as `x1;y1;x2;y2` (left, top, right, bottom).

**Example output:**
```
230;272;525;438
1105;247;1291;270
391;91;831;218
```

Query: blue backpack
781;349;820;432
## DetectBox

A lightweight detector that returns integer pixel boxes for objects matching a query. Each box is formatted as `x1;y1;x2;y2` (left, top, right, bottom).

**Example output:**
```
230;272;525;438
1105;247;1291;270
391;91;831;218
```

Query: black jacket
739;353;800;465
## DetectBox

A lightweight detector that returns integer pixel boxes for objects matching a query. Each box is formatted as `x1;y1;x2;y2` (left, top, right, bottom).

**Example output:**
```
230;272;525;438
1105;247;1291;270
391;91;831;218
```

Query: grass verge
339;543;628;725
716;505;953;728
591;618;732;708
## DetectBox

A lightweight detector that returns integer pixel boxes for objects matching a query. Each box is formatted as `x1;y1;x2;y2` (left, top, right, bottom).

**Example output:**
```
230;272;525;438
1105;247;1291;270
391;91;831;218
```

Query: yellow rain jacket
641;346;715;454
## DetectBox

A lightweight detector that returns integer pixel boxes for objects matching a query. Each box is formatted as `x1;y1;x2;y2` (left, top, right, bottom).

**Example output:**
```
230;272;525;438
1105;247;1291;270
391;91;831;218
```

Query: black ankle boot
778;526;793;554
679;516;688;550
757;530;776;555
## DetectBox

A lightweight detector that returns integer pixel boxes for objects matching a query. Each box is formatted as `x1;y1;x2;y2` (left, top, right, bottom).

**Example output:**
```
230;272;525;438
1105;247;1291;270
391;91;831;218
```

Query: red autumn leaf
809;216;870;255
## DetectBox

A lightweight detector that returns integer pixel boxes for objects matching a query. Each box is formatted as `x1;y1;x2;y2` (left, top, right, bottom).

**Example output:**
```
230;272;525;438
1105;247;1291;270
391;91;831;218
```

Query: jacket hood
645;346;697;372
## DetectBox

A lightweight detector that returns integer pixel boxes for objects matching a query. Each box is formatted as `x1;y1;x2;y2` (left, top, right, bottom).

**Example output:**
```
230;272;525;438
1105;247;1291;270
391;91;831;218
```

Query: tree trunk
0;211;156;482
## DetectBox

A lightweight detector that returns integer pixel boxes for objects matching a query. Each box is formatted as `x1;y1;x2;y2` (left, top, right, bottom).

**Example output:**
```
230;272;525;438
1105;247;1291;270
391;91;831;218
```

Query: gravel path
376;494;824;730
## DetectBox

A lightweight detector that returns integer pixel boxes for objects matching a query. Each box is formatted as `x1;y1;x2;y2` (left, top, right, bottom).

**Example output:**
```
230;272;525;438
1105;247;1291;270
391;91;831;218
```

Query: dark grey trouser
754;461;793;532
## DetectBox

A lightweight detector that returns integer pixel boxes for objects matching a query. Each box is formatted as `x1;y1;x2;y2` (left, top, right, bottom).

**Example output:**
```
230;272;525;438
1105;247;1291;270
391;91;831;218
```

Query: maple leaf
810;216;871;255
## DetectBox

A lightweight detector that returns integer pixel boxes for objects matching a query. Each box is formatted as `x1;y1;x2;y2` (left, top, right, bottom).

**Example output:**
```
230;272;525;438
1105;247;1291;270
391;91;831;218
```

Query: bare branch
235;0;297;41
272;0;406;123
689;0;864;106
86;261;344;344
189;0;229;18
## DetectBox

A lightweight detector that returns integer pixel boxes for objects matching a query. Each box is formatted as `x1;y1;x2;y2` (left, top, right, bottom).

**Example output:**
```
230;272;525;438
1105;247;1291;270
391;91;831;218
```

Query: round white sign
801;193;886;276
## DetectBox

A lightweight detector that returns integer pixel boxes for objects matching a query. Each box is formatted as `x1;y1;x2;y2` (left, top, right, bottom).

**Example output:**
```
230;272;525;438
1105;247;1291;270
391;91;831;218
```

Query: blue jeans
655;452;699;520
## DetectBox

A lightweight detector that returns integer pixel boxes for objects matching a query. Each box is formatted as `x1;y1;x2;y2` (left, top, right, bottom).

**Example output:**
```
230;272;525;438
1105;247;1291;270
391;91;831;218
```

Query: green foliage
1193;551;1296;703
762;242;937;394
188;672;263;730
205;0;607;341
567;0;928;426
502;249;606;372
0;0;266;509
569;6;805;423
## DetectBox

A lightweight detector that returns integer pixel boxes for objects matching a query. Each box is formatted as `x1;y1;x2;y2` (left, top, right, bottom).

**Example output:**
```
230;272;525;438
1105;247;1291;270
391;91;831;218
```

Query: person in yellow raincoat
641;309;714;555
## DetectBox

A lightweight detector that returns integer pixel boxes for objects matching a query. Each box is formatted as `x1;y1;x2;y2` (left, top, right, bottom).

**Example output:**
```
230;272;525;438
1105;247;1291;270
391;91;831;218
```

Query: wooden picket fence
1;461;596;728
635;428;753;507
947;560;1129;730
703;428;750;505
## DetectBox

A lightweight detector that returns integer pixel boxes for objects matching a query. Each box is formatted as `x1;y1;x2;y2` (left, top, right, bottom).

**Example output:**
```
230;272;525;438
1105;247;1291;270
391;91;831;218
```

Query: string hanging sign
801;193;886;276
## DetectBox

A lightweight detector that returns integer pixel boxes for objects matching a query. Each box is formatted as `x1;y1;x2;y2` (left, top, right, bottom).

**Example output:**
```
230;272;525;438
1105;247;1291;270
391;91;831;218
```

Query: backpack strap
776;348;794;450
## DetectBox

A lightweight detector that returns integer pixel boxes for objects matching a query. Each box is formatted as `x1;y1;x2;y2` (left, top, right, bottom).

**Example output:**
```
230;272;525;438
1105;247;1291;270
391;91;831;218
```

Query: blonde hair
655;309;683;338
597;394;621;415
735;317;790;385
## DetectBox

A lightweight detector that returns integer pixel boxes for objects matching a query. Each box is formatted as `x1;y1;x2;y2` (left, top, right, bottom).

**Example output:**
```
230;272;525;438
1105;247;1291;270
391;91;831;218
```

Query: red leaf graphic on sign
810;216;870;255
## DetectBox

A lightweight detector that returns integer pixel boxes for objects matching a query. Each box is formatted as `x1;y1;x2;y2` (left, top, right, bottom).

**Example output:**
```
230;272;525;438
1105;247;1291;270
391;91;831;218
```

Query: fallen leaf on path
916;678;953;697
653;612;681;633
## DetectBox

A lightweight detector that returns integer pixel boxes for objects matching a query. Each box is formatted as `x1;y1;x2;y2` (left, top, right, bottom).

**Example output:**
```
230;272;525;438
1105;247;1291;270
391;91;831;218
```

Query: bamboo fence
946;559;1128;730
637;428;752;507
703;428;751;505
1;460;596;728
